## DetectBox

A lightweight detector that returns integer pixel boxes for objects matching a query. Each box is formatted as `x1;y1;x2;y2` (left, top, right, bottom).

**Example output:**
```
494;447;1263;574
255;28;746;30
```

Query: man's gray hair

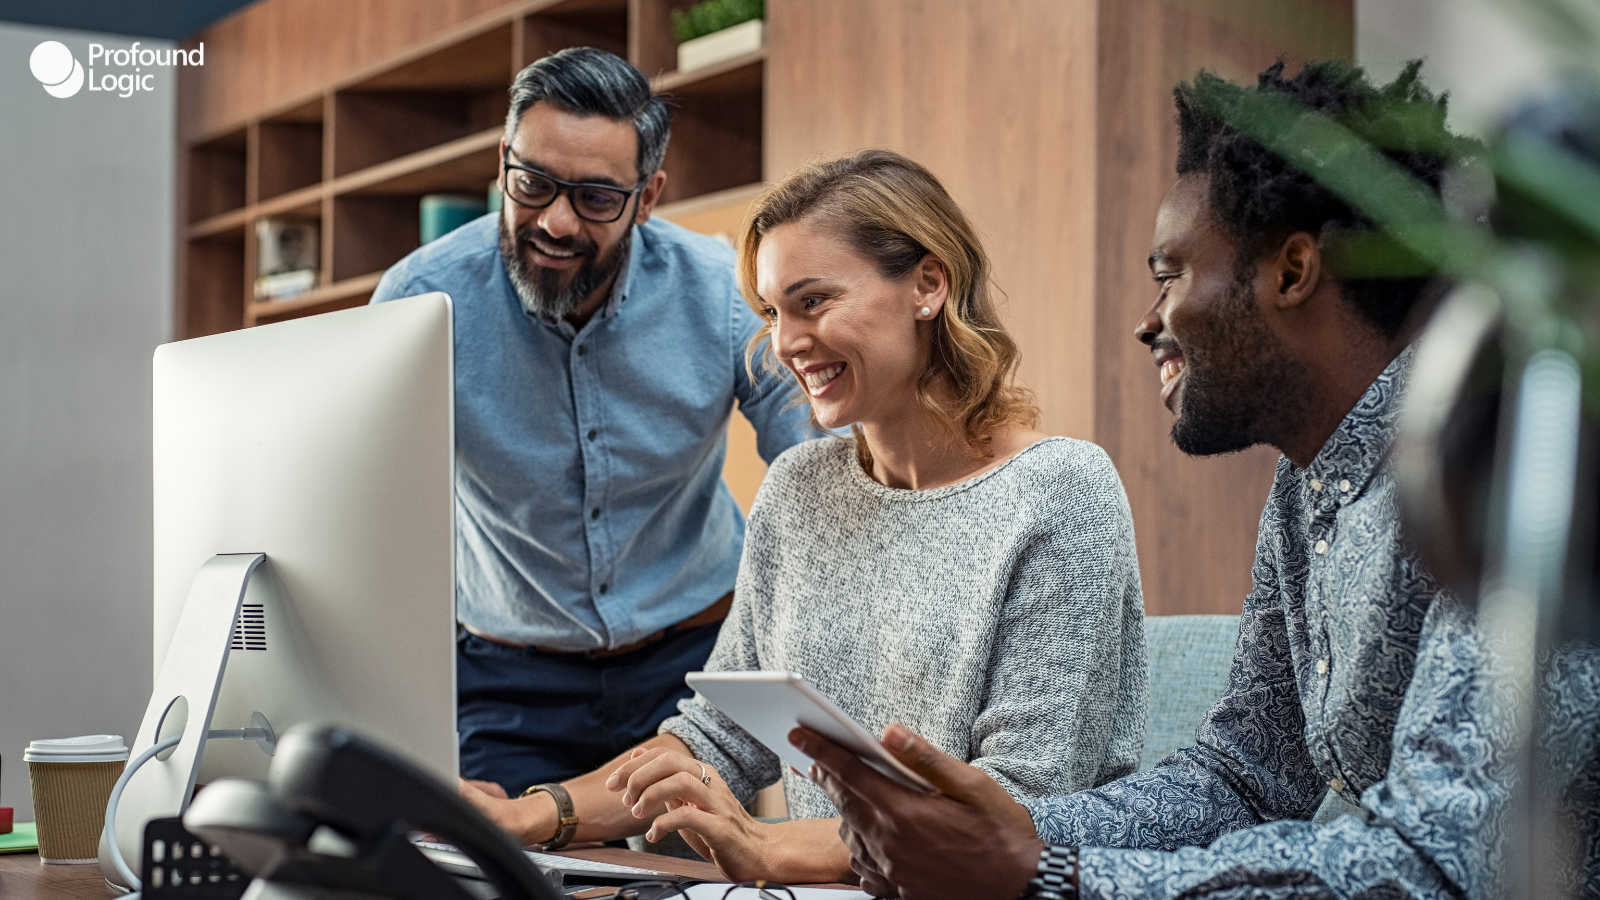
505;47;672;179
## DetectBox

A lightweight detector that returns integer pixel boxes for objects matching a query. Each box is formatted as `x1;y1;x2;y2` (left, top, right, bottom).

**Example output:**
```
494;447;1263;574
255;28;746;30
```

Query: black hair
506;47;672;179
1175;59;1467;337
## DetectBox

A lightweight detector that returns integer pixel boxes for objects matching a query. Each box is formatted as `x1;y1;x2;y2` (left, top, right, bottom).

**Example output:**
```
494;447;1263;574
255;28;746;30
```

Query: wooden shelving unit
179;0;768;338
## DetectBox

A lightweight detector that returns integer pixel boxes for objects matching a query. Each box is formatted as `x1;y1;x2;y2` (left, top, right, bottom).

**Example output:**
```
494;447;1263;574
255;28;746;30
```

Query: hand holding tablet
684;671;937;793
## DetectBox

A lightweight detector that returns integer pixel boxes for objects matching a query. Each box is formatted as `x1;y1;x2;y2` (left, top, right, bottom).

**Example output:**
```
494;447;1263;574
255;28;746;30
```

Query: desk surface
0;846;854;897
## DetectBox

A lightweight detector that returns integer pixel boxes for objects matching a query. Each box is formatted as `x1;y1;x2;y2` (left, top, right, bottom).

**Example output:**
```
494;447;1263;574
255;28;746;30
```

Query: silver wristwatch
1019;844;1079;900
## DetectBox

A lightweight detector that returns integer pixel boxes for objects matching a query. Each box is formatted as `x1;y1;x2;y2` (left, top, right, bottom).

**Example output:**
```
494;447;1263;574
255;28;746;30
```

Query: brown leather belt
465;591;734;659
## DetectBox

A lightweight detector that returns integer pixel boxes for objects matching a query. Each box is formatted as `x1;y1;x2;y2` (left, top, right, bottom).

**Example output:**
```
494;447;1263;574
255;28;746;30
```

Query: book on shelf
255;217;319;299
254;269;317;300
421;194;487;244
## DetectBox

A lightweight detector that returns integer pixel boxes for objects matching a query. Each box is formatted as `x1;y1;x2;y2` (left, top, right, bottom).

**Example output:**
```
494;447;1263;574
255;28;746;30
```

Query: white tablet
685;671;936;793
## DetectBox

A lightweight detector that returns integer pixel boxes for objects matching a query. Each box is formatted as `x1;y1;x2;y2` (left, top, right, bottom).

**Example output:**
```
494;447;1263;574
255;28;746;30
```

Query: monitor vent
231;604;266;651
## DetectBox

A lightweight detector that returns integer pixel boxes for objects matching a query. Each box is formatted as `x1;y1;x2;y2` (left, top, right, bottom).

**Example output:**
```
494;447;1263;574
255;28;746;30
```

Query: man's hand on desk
464;778;509;799
459;776;559;846
790;723;1044;900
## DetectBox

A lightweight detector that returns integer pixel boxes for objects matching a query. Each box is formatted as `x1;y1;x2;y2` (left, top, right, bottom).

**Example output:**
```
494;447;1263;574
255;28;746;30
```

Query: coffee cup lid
24;735;129;763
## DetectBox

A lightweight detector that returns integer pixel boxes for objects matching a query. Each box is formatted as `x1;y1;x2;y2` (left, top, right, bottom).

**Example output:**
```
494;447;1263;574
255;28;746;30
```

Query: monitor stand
99;552;271;889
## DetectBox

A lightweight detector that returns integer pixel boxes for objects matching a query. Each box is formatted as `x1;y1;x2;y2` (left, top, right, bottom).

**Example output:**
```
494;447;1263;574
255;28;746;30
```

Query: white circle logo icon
30;41;84;98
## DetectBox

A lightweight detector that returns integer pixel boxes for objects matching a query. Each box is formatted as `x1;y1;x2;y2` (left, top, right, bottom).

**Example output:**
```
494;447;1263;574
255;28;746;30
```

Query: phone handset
184;724;564;900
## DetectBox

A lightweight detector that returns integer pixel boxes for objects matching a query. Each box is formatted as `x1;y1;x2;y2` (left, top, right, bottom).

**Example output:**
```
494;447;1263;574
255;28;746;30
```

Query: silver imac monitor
105;292;458;884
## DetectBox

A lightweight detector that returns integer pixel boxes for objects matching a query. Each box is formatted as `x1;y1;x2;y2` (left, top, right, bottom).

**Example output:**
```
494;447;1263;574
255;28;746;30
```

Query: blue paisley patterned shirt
1027;349;1600;897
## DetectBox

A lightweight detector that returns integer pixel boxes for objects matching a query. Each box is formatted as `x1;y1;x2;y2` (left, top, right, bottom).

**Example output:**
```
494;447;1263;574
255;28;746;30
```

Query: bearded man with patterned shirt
794;61;1600;899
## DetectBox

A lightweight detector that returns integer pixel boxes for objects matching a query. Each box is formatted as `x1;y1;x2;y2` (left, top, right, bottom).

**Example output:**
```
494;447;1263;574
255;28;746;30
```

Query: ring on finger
696;762;712;786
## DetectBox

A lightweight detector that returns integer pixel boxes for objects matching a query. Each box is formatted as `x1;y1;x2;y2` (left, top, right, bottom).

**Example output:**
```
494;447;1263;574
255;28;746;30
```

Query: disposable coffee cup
25;735;128;864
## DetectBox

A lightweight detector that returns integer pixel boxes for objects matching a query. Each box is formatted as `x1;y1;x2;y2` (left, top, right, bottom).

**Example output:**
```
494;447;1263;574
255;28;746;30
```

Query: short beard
1170;264;1312;456
498;214;630;322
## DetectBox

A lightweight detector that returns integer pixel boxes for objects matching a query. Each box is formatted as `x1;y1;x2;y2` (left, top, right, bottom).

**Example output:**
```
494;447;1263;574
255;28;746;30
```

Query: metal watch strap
520;782;579;850
1020;844;1079;900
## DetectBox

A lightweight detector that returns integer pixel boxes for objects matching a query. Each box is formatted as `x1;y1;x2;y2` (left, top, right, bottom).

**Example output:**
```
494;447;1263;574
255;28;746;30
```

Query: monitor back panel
152;293;456;784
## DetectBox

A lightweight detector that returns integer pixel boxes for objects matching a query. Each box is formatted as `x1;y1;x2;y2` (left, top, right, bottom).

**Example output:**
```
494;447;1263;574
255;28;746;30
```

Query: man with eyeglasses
370;47;812;829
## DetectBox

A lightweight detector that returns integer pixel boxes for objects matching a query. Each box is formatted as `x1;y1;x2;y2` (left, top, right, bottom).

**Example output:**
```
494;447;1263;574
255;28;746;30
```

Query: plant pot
677;19;764;74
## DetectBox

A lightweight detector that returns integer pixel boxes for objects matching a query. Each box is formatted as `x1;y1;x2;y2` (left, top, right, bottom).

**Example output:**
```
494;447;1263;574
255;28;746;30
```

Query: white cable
105;729;269;891
106;735;181;891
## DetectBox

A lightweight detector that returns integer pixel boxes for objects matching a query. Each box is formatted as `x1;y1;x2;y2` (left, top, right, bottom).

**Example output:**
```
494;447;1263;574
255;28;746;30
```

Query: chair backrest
1140;614;1240;771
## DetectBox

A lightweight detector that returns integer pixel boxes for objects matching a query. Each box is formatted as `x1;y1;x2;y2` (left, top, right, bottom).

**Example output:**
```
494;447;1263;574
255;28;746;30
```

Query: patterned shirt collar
1302;344;1416;505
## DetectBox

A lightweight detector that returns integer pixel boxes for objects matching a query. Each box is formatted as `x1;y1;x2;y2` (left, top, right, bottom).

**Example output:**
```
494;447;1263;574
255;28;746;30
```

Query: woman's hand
605;747;777;881
605;748;853;883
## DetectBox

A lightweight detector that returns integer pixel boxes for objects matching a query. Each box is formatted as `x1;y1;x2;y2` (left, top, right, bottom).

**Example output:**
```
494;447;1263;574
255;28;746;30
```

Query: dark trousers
456;623;722;795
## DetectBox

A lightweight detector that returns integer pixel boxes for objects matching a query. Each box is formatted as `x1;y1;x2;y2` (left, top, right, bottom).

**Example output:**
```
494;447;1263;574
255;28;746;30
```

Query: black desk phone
183;724;564;900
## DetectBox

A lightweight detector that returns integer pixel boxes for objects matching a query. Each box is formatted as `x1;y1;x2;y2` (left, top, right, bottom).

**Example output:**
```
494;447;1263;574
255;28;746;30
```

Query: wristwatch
1018;844;1079;900
519;782;579;850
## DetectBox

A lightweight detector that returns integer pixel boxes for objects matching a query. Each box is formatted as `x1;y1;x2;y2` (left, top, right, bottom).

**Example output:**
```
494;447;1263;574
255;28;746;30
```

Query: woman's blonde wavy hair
737;149;1038;460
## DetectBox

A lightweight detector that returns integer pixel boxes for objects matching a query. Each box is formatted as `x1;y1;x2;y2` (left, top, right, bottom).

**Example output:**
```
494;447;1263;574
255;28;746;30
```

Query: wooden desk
0;847;854;898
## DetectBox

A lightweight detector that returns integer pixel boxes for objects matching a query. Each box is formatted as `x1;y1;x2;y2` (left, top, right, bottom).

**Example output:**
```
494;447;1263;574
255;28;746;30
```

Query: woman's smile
798;361;847;396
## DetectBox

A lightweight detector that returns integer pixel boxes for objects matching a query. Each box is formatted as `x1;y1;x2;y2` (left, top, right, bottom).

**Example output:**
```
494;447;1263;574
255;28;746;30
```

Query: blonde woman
462;150;1146;885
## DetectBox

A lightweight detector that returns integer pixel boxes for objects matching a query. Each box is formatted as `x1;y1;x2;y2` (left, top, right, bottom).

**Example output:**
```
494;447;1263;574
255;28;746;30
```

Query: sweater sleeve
966;444;1148;799
657;469;786;804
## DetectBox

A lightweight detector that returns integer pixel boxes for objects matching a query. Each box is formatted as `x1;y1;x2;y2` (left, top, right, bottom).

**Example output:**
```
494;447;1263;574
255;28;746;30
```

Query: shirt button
1314;539;1329;555
577;345;587;356
1309;479;1323;492
1339;479;1351;492
599;583;609;595
1316;659;1329;675
1329;777;1346;794
587;429;598;441
591;508;600;519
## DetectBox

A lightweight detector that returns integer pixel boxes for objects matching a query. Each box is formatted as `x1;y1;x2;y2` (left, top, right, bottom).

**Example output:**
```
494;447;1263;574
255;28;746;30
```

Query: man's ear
634;169;668;224
1272;231;1323;310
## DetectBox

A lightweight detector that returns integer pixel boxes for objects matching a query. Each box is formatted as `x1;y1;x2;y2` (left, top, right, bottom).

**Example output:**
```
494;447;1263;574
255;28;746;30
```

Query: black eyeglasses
501;148;644;224
608;880;797;900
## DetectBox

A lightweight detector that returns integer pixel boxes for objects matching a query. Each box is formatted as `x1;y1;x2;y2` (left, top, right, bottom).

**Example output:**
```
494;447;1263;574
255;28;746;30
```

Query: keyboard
415;840;687;885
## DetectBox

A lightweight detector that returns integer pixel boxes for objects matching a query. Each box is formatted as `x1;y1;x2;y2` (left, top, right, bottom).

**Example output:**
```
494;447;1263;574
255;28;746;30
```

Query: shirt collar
1304;343;1416;504
602;224;641;321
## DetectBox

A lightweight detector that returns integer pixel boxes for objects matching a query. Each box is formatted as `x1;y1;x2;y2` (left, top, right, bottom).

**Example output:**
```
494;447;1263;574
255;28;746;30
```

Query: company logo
30;41;83;98
27;40;204;99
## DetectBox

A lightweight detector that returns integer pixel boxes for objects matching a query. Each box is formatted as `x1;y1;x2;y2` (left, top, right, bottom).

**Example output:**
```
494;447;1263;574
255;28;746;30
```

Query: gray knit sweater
660;436;1148;820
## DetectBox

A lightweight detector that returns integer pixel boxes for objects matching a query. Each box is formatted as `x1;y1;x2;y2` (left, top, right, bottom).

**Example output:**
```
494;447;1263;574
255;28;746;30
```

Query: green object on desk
0;821;37;853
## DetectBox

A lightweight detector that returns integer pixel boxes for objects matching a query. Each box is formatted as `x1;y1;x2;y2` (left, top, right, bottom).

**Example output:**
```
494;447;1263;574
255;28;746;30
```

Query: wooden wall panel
766;0;1101;441
1093;0;1351;615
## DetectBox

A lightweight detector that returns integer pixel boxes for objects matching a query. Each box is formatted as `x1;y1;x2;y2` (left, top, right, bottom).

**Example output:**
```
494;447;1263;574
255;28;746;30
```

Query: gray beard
498;214;630;322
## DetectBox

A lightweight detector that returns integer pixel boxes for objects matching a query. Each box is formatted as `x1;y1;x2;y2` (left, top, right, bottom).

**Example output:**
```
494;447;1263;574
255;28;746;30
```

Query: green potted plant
673;0;763;74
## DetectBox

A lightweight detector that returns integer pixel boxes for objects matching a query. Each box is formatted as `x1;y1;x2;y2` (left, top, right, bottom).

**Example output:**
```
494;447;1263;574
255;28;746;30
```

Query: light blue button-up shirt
371;214;812;651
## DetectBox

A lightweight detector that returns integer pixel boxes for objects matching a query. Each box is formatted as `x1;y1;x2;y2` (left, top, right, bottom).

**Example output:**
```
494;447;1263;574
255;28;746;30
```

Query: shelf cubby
331;25;514;178
523;0;628;63
656;55;763;204
256;98;325;201
333;90;508;178
188;128;248;223
184;228;247;337
331;195;420;283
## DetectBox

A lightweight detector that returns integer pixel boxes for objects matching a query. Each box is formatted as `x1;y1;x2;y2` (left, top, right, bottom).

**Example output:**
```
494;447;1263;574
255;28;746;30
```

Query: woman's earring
919;306;932;318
